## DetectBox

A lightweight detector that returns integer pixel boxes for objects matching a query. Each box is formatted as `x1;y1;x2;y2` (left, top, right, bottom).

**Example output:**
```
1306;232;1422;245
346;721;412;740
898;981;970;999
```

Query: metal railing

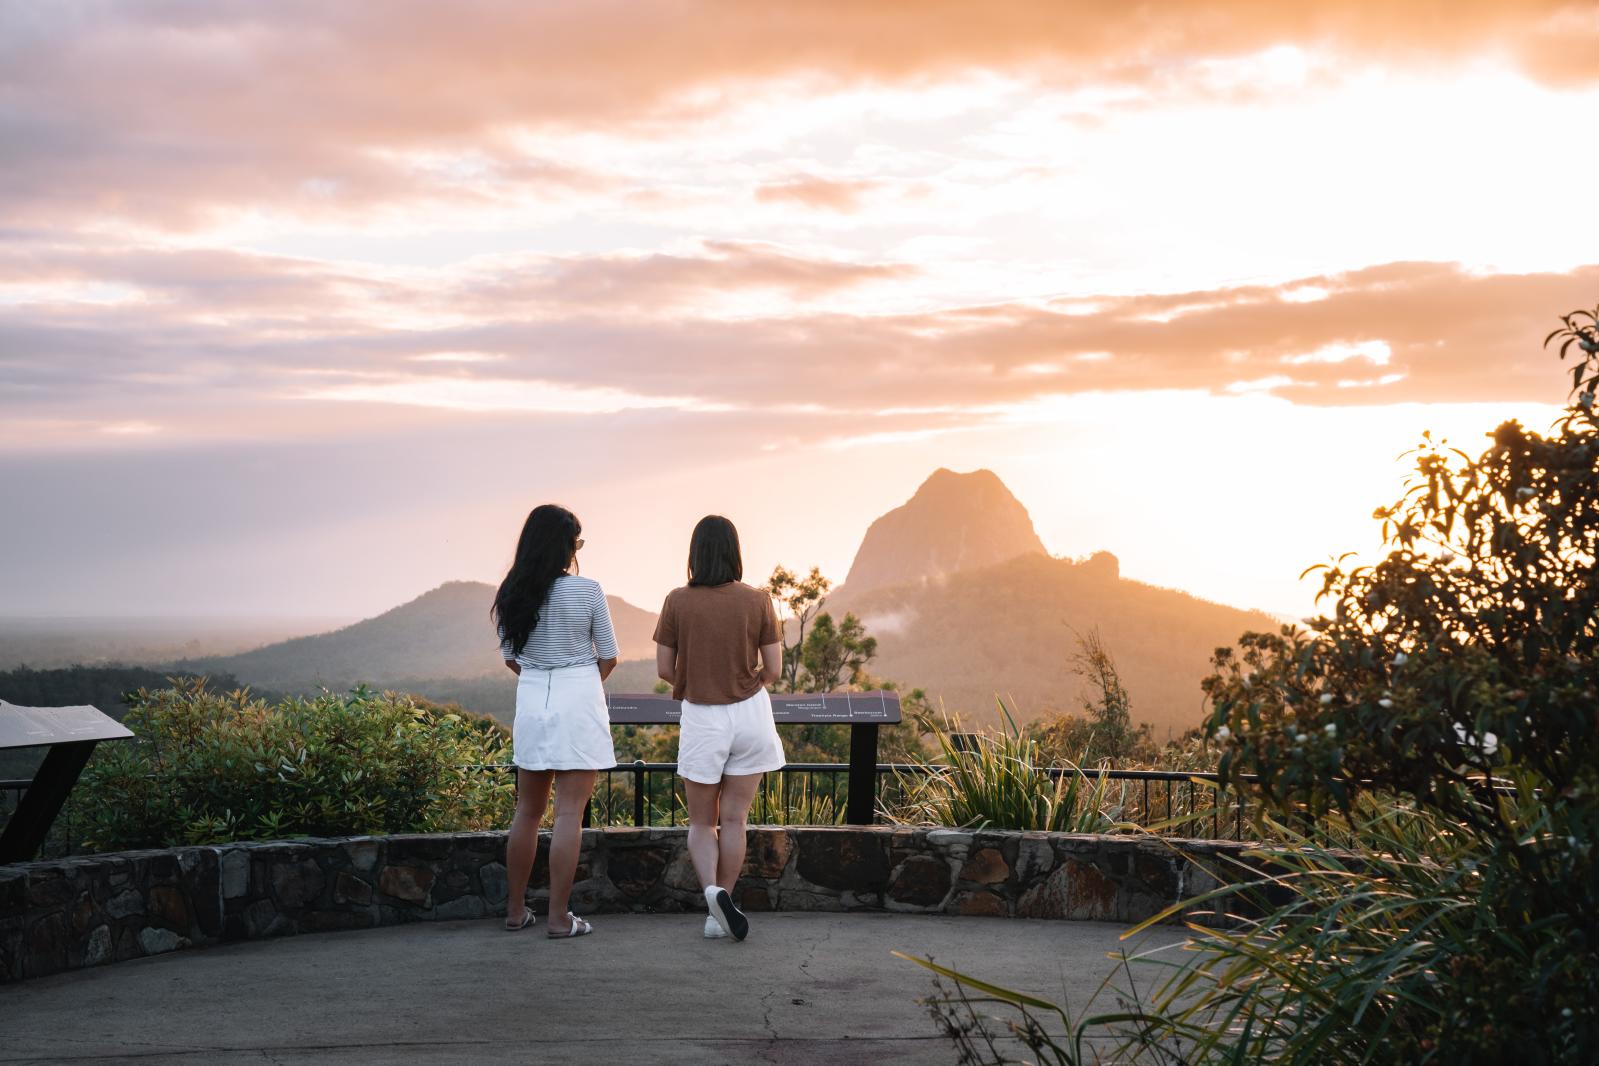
1;777;87;861
1;763;1261;862
576;762;1256;839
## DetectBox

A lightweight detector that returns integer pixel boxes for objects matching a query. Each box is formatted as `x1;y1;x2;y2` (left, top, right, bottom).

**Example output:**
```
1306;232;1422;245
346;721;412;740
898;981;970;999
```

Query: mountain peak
842;469;1047;593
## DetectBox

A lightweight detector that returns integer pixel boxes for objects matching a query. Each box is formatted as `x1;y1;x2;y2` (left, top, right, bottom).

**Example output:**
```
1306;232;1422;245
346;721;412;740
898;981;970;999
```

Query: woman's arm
757;642;782;687
597;656;618;682
655;642;676;685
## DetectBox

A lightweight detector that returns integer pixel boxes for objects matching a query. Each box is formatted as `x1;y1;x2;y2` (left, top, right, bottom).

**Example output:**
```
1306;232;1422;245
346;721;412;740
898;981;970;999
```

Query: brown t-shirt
653;582;779;705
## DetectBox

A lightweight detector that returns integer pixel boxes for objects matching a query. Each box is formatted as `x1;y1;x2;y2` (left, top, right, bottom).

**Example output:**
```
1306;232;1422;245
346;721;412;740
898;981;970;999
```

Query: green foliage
904;799;1552;1064
904;309;1599;1063
72;679;514;850
892;701;1124;833
799;611;878;692
1123;798;1590;1062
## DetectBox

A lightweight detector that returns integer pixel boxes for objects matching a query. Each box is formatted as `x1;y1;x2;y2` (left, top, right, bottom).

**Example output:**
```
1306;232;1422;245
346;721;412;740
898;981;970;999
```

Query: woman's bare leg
505;768;552;925
714;773;763;891
545;770;597;932
684;779;723;889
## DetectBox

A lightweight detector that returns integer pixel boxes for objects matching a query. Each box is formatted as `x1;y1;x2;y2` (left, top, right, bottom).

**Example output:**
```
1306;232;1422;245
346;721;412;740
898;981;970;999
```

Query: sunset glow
3;2;1596;621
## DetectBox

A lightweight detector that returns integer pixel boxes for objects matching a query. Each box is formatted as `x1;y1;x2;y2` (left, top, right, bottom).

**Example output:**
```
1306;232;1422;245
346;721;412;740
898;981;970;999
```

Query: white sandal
546;912;593;939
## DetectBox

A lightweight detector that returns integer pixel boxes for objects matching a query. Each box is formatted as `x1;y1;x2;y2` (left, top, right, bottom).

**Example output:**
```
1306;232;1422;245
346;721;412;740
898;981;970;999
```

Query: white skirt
512;663;617;771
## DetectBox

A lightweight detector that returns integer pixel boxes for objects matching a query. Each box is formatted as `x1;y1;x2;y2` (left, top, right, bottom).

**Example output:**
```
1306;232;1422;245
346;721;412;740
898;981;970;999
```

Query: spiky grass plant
899;790;1592;1063
891;700;1126;834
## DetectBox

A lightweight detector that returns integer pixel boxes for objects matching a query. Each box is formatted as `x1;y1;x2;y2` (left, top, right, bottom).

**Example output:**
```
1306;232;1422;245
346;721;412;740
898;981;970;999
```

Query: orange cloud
4;2;1593;230
755;177;874;212
5;248;1594;437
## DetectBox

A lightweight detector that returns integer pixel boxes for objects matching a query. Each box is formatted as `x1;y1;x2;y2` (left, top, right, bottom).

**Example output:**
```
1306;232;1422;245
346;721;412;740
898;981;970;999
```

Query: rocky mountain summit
842;468;1048;594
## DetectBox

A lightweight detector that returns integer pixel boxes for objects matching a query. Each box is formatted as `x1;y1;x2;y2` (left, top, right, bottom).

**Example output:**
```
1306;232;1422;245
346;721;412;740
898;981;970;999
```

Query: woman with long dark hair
493;504;617;938
653;515;784;942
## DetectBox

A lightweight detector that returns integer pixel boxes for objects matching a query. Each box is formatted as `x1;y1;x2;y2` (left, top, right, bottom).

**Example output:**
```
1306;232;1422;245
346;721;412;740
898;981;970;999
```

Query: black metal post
633;761;646;827
0;740;97;864
845;723;879;825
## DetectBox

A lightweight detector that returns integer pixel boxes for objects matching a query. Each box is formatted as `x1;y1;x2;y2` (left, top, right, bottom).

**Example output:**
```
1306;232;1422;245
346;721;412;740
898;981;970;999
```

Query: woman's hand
504;659;522;676
598;656;618;682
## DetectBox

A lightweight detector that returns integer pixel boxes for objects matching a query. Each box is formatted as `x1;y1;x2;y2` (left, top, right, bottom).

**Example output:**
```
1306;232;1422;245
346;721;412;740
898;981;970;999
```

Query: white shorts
677;688;787;784
513;663;617;771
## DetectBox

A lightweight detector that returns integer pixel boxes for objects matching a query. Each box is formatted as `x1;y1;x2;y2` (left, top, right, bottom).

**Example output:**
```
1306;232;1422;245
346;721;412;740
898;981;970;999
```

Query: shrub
901;306;1599;1063
73;679;514;850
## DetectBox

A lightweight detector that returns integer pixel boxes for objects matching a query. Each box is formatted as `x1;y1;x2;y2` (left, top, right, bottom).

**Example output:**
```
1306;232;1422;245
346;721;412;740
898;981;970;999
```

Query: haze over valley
0;470;1275;737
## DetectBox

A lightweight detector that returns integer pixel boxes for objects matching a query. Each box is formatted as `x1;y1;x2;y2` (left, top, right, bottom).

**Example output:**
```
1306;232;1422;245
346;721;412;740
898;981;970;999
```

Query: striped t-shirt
497;575;619;669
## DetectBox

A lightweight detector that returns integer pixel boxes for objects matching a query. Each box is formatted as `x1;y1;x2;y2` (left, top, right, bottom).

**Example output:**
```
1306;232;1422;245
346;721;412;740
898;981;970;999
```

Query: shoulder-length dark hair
492;504;581;657
687;515;742;587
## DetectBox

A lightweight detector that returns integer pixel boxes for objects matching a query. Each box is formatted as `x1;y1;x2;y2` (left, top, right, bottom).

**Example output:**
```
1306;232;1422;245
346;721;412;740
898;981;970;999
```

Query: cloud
4;2;1594;231
755;177;875;212
4;245;1595;455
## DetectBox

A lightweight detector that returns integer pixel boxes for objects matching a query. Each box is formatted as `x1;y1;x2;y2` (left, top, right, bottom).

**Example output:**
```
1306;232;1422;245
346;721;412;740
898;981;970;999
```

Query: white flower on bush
1453;722;1501;756
1515;487;1536;501
1214;725;1231;741
1324;723;1337;737
1392;651;1409;667
1319;692;1335;705
1379;698;1394;709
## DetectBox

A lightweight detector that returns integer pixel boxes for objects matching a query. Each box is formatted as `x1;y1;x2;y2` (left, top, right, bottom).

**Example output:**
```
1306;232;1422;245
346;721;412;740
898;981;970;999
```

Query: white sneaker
703;915;727;939
704;885;749;941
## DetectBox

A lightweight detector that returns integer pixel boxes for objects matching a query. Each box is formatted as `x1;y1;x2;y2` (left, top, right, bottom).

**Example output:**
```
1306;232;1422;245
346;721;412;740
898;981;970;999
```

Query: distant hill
190;581;658;693
843;468;1047;594
830;551;1275;737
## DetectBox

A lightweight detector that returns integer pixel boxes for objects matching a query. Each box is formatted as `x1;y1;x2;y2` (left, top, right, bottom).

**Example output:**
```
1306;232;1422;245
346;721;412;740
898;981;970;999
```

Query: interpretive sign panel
0;702;134;863
606;690;901;725
0;702;134;750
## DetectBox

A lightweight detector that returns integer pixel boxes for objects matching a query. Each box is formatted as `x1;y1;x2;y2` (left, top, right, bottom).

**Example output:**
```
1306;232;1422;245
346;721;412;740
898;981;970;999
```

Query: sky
3;1;1598;623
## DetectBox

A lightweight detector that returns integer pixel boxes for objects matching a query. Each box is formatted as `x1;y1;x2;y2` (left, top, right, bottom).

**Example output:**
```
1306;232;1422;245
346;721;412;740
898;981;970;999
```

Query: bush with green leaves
900;307;1599;1063
73;679;514;850
1186;310;1599;1060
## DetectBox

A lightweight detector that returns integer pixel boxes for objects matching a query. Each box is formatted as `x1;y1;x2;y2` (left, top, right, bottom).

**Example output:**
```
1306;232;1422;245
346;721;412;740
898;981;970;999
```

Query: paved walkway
2;913;1186;1065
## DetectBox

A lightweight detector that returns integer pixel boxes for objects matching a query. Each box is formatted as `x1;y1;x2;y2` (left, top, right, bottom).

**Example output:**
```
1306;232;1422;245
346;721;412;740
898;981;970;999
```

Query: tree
1027;629;1153;764
765;565;831;693
799;612;878;693
1196;304;1599;1058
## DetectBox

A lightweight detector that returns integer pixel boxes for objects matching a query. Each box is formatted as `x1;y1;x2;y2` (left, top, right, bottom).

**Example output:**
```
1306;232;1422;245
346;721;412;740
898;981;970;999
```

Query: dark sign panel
606;690;901;725
0;702;135;750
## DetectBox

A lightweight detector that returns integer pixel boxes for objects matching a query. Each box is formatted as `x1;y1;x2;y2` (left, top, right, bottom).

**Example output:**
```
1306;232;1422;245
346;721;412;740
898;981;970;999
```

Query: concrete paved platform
1;913;1187;1065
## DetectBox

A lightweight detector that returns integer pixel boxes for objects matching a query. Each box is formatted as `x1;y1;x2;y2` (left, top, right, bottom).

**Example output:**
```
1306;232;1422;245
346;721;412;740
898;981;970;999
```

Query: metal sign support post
0;741;99;864
0;702;135;864
845;723;880;826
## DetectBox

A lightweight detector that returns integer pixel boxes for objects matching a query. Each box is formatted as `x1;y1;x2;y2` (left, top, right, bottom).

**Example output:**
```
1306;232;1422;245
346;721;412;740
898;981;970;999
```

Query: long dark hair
687;514;742;586
493;504;581;657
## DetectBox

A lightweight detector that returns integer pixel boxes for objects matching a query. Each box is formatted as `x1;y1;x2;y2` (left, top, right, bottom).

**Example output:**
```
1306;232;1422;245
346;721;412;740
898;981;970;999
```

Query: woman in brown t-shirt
654;515;784;942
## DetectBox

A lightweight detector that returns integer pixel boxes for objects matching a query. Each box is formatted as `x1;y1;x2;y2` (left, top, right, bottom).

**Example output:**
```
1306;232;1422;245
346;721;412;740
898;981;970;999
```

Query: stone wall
0;826;1248;982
